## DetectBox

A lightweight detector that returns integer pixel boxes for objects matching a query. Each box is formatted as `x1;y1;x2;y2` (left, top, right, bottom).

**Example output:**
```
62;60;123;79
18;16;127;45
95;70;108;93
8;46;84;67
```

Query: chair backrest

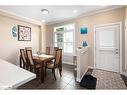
53;47;59;55
54;49;62;66
25;47;32;51
20;49;27;64
46;47;50;55
26;50;34;65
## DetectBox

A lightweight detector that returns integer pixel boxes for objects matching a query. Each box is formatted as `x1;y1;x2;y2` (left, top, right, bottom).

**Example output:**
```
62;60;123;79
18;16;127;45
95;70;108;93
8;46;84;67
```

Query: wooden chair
46;47;50;55
20;49;29;70
45;49;62;80
25;47;32;50
53;47;59;55
26;50;44;76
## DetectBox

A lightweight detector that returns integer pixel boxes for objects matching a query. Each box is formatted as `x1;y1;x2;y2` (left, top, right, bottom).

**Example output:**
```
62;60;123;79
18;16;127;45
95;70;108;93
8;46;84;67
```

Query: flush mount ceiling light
41;19;45;22
41;9;49;15
73;9;78;13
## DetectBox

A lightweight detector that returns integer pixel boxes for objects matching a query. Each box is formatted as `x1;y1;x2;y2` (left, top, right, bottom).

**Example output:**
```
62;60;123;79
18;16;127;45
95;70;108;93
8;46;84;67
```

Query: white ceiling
0;5;121;24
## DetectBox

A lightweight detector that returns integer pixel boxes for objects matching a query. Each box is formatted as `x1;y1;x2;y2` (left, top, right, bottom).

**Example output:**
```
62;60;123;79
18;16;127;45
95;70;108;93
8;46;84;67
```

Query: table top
33;54;55;62
0;59;36;89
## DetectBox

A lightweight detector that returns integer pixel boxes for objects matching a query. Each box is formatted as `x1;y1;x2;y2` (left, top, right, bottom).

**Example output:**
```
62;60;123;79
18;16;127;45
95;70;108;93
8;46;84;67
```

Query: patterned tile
92;69;127;89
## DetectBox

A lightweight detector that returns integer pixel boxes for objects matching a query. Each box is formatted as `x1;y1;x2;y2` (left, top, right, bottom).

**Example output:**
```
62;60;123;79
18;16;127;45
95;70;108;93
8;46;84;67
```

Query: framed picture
18;25;31;41
80;26;88;34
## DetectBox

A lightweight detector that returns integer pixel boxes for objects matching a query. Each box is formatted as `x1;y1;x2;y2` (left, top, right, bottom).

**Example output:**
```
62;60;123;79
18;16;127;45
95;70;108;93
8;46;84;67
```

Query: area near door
94;23;122;73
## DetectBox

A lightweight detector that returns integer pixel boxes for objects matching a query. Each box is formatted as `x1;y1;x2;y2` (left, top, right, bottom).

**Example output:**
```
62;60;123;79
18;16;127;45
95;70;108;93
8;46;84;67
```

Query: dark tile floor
18;64;85;89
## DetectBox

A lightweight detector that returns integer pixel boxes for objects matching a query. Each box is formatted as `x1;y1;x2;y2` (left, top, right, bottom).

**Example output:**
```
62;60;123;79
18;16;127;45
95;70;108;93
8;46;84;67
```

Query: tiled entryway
92;69;127;89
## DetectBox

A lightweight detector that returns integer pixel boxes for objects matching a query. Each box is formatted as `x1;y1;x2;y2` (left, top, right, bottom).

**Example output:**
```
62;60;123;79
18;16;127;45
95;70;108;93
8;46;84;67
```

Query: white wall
0;15;41;65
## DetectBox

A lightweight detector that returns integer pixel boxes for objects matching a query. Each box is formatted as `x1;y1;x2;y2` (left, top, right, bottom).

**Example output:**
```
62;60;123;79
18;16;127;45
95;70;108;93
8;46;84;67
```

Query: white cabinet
76;46;89;82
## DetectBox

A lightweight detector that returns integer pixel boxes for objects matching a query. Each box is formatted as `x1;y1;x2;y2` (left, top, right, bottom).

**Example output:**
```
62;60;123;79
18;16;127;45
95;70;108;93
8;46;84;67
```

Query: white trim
0;9;42;26
77;66;89;82
94;22;123;74
80;67;89;82
88;66;94;69
62;61;74;65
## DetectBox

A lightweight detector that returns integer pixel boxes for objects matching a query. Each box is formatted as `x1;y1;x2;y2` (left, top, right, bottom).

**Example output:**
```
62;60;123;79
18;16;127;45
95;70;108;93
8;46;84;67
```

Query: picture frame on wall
18;25;31;41
80;26;88;34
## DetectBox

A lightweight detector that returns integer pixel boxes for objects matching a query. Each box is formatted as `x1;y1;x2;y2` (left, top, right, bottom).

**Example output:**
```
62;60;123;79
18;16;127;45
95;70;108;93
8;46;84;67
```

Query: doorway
94;22;122;73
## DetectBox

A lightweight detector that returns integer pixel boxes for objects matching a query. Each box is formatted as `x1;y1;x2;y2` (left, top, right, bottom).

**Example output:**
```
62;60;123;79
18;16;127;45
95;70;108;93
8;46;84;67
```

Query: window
54;24;74;54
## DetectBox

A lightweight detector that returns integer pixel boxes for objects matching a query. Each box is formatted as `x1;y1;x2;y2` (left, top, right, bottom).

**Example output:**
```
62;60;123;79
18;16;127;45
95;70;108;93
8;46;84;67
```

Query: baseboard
76;66;95;82
76;78;80;82
88;66;95;69
62;61;74;65
77;67;89;82
81;67;89;80
122;72;127;77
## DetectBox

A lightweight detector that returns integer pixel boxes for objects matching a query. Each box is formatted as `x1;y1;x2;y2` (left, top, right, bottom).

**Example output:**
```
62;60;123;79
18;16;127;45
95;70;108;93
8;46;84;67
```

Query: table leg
41;67;44;83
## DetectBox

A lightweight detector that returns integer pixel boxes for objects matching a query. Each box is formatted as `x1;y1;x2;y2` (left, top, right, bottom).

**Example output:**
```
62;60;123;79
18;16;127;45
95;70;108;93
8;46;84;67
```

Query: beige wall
0;15;41;65
46;7;125;70
41;24;54;53
75;7;125;67
125;6;127;73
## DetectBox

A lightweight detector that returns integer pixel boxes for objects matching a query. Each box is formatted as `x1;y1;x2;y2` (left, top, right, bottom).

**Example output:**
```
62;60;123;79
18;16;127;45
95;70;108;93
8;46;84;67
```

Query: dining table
32;53;55;83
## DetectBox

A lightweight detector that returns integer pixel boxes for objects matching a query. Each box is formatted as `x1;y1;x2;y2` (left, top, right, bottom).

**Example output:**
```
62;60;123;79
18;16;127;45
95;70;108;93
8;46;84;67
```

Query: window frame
53;23;75;56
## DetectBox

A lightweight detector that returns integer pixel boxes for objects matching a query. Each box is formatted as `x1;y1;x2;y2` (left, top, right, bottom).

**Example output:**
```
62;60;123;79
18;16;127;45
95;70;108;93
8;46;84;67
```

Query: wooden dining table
32;54;55;83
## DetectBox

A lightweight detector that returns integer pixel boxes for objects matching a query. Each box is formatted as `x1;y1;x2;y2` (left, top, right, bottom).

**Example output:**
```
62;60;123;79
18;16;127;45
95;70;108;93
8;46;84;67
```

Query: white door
95;24;120;72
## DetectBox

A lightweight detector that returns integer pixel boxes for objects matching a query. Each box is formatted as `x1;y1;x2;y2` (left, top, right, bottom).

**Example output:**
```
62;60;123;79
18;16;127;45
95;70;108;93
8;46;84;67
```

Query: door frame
93;22;122;74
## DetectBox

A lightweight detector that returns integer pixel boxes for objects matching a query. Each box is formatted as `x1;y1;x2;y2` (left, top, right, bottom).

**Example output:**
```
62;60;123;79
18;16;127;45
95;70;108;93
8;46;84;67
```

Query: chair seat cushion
46;63;54;69
31;63;43;68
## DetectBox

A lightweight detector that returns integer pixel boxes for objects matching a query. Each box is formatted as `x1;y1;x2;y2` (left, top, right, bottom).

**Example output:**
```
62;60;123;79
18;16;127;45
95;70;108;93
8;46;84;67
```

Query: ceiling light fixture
73;9;78;13
41;20;45;22
41;9;49;15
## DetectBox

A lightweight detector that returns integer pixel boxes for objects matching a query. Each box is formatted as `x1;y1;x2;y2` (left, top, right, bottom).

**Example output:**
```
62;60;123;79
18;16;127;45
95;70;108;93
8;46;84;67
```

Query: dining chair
25;47;32;50
53;47;59;55
46;47;50;55
20;49;29;70
45;49;62;80
26;50;44;76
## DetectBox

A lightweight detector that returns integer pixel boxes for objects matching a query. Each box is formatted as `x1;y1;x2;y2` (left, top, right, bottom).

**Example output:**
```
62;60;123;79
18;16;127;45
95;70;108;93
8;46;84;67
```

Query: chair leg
26;65;28;70
52;69;56;80
45;67;47;76
41;67;44;83
59;68;62;77
36;69;39;75
20;57;22;68
30;66;32;72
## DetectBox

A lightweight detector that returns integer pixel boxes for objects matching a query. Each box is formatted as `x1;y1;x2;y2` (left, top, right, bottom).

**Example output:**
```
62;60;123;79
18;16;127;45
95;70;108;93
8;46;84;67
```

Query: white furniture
76;46;89;82
0;59;36;89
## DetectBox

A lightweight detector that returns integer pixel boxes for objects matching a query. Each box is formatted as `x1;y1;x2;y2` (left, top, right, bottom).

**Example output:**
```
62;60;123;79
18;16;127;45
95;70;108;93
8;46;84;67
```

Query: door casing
94;22;122;74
